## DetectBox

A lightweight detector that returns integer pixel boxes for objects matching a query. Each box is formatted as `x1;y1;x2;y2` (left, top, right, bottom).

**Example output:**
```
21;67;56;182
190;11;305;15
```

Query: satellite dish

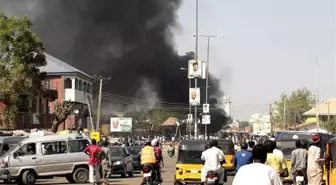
293;135;299;139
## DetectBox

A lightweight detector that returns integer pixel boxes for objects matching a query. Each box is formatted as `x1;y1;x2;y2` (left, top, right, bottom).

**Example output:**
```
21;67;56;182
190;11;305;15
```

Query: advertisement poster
188;59;205;79
110;117;132;132
189;88;200;106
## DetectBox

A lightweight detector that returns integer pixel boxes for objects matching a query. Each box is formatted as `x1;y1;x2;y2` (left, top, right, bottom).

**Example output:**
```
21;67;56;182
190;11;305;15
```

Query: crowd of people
83;138;164;185
232;134;325;185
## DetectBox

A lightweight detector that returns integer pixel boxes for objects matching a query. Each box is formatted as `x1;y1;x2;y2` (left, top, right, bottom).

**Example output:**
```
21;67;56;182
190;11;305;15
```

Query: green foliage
323;118;336;134
273;88;315;129
0;13;46;128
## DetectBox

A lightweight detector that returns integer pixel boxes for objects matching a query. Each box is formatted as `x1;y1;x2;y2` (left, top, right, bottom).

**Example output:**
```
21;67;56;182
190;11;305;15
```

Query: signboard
203;104;210;114
188;59;206;79
189;88;200;106
110;117;132;132
90;131;101;142
187;114;193;123
202;115;210;124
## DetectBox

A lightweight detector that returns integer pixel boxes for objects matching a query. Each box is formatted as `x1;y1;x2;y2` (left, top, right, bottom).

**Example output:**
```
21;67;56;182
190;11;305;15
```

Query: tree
0;13;46;128
323;118;336;134
51;101;74;133
273;88;315;129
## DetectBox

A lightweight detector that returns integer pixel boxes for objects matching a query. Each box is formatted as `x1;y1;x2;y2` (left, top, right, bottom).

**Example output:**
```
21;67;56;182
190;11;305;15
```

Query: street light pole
198;34;224;139
194;0;199;139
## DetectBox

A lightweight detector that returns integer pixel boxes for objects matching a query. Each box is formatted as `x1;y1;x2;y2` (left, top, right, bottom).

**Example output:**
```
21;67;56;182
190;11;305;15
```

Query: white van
2;133;91;185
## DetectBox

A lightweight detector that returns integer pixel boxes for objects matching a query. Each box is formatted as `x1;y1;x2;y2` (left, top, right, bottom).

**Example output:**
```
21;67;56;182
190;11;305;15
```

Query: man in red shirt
151;139;163;182
84;139;103;185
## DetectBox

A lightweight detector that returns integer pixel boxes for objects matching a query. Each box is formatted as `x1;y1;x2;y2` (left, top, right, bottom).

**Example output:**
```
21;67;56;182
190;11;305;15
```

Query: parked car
126;146;142;171
0;133;91;185
109;146;134;177
0;136;26;184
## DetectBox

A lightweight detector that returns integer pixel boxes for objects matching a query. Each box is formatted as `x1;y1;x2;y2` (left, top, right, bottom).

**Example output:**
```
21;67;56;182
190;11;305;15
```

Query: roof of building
39;53;93;79
303;98;336;116
161;117;177;126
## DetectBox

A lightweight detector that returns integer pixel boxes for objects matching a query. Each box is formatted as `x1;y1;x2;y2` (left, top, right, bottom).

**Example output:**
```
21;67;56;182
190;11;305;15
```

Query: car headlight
113;161;122;165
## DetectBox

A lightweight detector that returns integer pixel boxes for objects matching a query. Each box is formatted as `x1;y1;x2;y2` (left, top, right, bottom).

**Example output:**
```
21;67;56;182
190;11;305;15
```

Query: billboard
110;117;132;132
188;59;205;79
189;88;200;106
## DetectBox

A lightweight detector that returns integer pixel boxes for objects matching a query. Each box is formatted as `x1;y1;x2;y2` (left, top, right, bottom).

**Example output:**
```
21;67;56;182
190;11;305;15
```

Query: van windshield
1;143;20;157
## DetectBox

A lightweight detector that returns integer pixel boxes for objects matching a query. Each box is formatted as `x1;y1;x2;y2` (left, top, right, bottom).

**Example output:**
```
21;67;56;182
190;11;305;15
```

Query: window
75;79;79;90
87;83;91;93
83;82;87;92
42;80;51;89
78;80;82;91
17;143;36;156
42;141;67;155
68;139;90;153
18;95;29;112
0;143;18;156
64;78;72;89
39;98;43;113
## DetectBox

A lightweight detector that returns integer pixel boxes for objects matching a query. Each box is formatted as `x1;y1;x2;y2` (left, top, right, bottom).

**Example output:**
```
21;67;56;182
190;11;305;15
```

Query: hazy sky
174;0;336;120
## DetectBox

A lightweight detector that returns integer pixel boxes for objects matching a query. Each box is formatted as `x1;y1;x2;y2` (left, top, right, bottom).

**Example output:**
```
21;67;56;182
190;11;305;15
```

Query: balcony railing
15;112;54;130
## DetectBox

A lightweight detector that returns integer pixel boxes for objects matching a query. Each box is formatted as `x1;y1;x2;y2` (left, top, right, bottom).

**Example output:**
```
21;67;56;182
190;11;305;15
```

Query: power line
101;92;190;106
101;95;224;112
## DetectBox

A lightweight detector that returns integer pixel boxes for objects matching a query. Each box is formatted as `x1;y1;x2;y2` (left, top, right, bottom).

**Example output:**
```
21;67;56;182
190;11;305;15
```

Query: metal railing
15;112;54;130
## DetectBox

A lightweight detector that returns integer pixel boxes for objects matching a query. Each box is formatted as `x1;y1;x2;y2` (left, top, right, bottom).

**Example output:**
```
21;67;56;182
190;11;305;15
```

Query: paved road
8;152;234;185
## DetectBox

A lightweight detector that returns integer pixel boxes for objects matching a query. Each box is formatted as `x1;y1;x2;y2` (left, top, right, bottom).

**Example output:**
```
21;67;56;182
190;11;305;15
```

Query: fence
15;113;53;130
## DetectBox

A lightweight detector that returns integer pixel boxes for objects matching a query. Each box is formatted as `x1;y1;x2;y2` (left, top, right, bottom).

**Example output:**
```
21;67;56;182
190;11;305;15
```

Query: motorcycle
142;164;160;185
294;170;306;185
168;148;175;157
205;171;218;185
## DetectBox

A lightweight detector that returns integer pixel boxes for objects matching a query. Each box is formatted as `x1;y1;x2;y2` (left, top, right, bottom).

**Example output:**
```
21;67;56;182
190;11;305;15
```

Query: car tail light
143;166;150;173
207;172;216;178
1;162;8;168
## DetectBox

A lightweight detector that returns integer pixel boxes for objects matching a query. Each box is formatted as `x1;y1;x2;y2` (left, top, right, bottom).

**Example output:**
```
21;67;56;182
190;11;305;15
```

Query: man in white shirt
233;144;283;185
307;135;324;185
201;140;225;185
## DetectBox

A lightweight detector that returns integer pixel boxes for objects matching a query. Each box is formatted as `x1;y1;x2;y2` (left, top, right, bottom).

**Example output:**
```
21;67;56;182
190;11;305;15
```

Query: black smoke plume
0;0;229;133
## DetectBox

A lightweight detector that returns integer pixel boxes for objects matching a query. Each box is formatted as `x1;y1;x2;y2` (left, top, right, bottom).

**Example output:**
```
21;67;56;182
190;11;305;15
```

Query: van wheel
21;170;36;185
65;174;76;183
120;167;127;178
72;167;89;183
128;167;134;177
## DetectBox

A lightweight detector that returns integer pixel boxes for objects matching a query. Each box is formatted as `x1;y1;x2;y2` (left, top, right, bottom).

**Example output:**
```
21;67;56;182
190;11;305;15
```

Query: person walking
264;140;288;180
84;139;103;185
291;140;307;182
233;144;282;185
101;141;112;185
307;135;324;185
233;143;253;171
247;141;255;153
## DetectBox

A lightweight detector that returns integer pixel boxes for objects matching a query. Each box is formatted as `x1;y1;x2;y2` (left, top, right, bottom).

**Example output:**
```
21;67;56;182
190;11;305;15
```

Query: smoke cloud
0;0;229;133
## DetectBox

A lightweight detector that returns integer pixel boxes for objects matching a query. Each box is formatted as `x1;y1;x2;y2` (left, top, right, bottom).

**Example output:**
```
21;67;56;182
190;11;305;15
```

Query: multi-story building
3;53;94;131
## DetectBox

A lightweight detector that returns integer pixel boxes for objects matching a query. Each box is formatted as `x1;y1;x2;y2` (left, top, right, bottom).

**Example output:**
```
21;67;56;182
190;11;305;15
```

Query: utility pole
95;76;111;131
315;57;320;132
85;93;94;130
283;99;286;130
269;104;273;134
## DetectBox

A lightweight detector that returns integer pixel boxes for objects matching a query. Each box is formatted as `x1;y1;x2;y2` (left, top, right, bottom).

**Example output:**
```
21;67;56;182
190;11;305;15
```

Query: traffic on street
0;0;335;185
